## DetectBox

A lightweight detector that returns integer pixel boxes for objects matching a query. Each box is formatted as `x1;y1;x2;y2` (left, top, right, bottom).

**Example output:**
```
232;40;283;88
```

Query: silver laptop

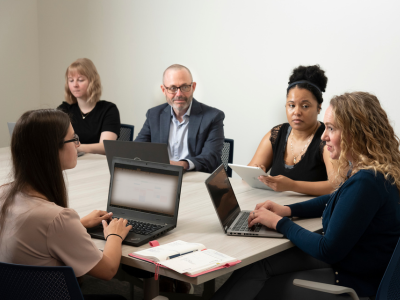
104;140;169;173
205;164;283;238
87;157;184;247
229;164;273;191
7;122;15;137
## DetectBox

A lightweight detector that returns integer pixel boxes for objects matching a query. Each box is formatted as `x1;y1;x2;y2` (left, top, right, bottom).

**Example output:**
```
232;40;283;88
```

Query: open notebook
129;240;241;277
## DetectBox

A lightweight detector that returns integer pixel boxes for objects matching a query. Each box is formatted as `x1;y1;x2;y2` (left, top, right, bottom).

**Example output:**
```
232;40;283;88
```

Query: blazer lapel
160;105;171;144
188;99;203;155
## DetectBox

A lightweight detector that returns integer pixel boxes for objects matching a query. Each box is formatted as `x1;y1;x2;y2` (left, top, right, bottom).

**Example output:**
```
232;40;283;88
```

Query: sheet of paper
160;249;236;274
134;240;205;262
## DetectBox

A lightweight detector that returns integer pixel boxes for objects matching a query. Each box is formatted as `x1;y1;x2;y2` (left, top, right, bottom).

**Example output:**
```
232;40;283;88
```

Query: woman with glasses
0;109;129;300
58;58;120;155
248;65;334;196
213;92;400;300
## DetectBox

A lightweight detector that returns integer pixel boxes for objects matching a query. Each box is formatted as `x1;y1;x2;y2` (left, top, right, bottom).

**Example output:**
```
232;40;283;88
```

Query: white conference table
0;147;322;298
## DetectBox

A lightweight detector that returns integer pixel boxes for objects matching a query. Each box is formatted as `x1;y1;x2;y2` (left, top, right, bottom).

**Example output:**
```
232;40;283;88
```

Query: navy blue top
277;170;400;297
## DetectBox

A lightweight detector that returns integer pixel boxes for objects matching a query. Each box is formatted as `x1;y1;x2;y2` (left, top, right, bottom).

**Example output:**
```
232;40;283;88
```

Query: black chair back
0;261;84;300
118;124;134;141
376;237;400;300
221;138;234;177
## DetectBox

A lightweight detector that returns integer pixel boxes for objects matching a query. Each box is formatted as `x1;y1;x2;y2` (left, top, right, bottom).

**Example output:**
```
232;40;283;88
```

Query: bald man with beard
135;64;225;173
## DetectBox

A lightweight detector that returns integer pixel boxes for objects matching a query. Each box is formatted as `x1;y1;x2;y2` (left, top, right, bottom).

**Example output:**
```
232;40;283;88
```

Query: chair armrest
293;279;359;300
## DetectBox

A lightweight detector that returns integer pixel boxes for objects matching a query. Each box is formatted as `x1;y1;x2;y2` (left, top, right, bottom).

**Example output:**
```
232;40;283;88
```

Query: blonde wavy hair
330;92;400;192
64;58;102;104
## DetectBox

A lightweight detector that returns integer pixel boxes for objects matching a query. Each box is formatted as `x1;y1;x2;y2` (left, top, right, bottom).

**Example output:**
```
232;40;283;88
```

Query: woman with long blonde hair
58;58;120;155
213;92;400;300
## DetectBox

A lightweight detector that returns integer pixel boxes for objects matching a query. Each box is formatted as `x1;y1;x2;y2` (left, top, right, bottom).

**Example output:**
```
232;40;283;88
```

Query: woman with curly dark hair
248;65;334;196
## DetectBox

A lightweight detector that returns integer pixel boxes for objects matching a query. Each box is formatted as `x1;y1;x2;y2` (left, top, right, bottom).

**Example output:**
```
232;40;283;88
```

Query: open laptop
229;164;273;191
104;140;169;173
205;164;283;238
87;157;183;247
7;122;15;137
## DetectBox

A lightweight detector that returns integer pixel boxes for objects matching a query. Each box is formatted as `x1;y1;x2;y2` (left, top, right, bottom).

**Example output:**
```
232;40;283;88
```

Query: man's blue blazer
135;99;225;173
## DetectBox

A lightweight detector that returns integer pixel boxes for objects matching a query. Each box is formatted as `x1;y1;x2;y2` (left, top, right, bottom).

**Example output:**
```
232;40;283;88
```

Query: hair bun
288;65;327;92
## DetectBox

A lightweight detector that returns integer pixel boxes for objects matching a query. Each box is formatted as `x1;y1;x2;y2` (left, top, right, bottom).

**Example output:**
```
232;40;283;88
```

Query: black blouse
269;123;327;182
57;100;120;144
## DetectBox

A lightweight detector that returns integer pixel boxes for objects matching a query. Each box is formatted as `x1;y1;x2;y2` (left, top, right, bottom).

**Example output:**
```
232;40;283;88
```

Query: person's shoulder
96;100;118;109
317;122;326;135
352;169;377;179
194;99;224;117
48;207;81;229
147;102;170;114
271;123;289;132
56;207;80;220
347;169;389;189
269;123;288;145
17;194;66;222
57;101;73;112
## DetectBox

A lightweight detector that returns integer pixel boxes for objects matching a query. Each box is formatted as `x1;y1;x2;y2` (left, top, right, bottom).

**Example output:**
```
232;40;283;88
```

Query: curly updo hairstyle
287;65;328;105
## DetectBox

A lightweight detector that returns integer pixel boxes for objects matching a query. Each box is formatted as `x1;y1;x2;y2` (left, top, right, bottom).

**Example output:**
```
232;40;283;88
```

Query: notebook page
160;249;236;274
133;240;205;262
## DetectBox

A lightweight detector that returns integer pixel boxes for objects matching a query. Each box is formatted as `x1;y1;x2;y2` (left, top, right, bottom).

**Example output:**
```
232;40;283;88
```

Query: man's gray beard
169;95;192;112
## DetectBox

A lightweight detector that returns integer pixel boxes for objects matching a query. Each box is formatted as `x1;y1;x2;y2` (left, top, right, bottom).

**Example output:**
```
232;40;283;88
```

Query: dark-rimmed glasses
163;83;193;94
64;133;80;145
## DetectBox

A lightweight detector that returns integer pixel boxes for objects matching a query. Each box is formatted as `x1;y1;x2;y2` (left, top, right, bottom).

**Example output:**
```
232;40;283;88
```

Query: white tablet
228;164;273;191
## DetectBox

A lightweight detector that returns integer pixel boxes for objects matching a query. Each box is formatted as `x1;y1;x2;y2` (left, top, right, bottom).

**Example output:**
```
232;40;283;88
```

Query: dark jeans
212;247;374;300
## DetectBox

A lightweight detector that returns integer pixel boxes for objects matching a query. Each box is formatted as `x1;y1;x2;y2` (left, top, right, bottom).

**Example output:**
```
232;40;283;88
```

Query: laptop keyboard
231;212;262;232
112;217;165;236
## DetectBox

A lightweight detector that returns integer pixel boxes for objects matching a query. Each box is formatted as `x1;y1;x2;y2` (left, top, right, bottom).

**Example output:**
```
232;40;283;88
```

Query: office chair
0;261;84;300
293;236;400;300
118;124;135;141
221;138;234;177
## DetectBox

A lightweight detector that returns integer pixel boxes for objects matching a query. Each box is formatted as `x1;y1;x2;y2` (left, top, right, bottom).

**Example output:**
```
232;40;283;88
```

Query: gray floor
80;272;232;300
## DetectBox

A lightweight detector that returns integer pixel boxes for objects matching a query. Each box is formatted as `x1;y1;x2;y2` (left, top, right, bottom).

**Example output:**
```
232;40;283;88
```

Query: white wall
0;0;41;147
7;1;400;167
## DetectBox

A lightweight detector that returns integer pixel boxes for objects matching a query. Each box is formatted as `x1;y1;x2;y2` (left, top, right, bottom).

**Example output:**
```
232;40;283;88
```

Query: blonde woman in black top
58;58;120;155
248;65;335;196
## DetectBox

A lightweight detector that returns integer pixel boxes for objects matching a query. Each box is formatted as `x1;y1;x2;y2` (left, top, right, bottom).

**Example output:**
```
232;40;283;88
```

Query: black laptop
205;164;283;238
87;157;183;246
104;140;170;173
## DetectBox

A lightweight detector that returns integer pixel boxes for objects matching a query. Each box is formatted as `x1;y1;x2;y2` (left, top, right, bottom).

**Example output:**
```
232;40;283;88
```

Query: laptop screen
110;163;179;217
205;165;240;230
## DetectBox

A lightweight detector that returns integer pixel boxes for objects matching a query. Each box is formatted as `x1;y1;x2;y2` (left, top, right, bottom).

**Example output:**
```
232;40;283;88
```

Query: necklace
79;107;93;119
290;123;319;164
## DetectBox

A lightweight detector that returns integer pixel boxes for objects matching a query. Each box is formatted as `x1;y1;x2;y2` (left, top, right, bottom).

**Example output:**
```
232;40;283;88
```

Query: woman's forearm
291;180;334;196
78;143;105;155
88;236;122;280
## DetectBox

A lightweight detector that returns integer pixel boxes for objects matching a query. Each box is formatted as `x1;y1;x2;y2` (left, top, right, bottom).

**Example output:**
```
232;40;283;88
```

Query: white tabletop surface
0;147;321;285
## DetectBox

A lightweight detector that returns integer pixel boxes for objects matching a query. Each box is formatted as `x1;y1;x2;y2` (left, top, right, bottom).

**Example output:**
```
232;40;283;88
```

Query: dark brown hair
0;109;70;234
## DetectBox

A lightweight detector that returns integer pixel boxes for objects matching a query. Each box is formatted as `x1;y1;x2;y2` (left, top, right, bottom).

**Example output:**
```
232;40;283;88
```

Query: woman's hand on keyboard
80;210;113;229
248;207;282;230
102;218;132;241
254;200;291;217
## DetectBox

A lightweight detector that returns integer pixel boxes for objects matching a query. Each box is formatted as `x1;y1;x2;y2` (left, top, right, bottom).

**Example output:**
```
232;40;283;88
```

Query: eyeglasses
64;133;80;145
163;83;193;94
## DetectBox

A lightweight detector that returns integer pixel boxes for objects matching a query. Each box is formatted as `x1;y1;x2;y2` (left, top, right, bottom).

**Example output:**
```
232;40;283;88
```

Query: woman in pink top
0;109;130;300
